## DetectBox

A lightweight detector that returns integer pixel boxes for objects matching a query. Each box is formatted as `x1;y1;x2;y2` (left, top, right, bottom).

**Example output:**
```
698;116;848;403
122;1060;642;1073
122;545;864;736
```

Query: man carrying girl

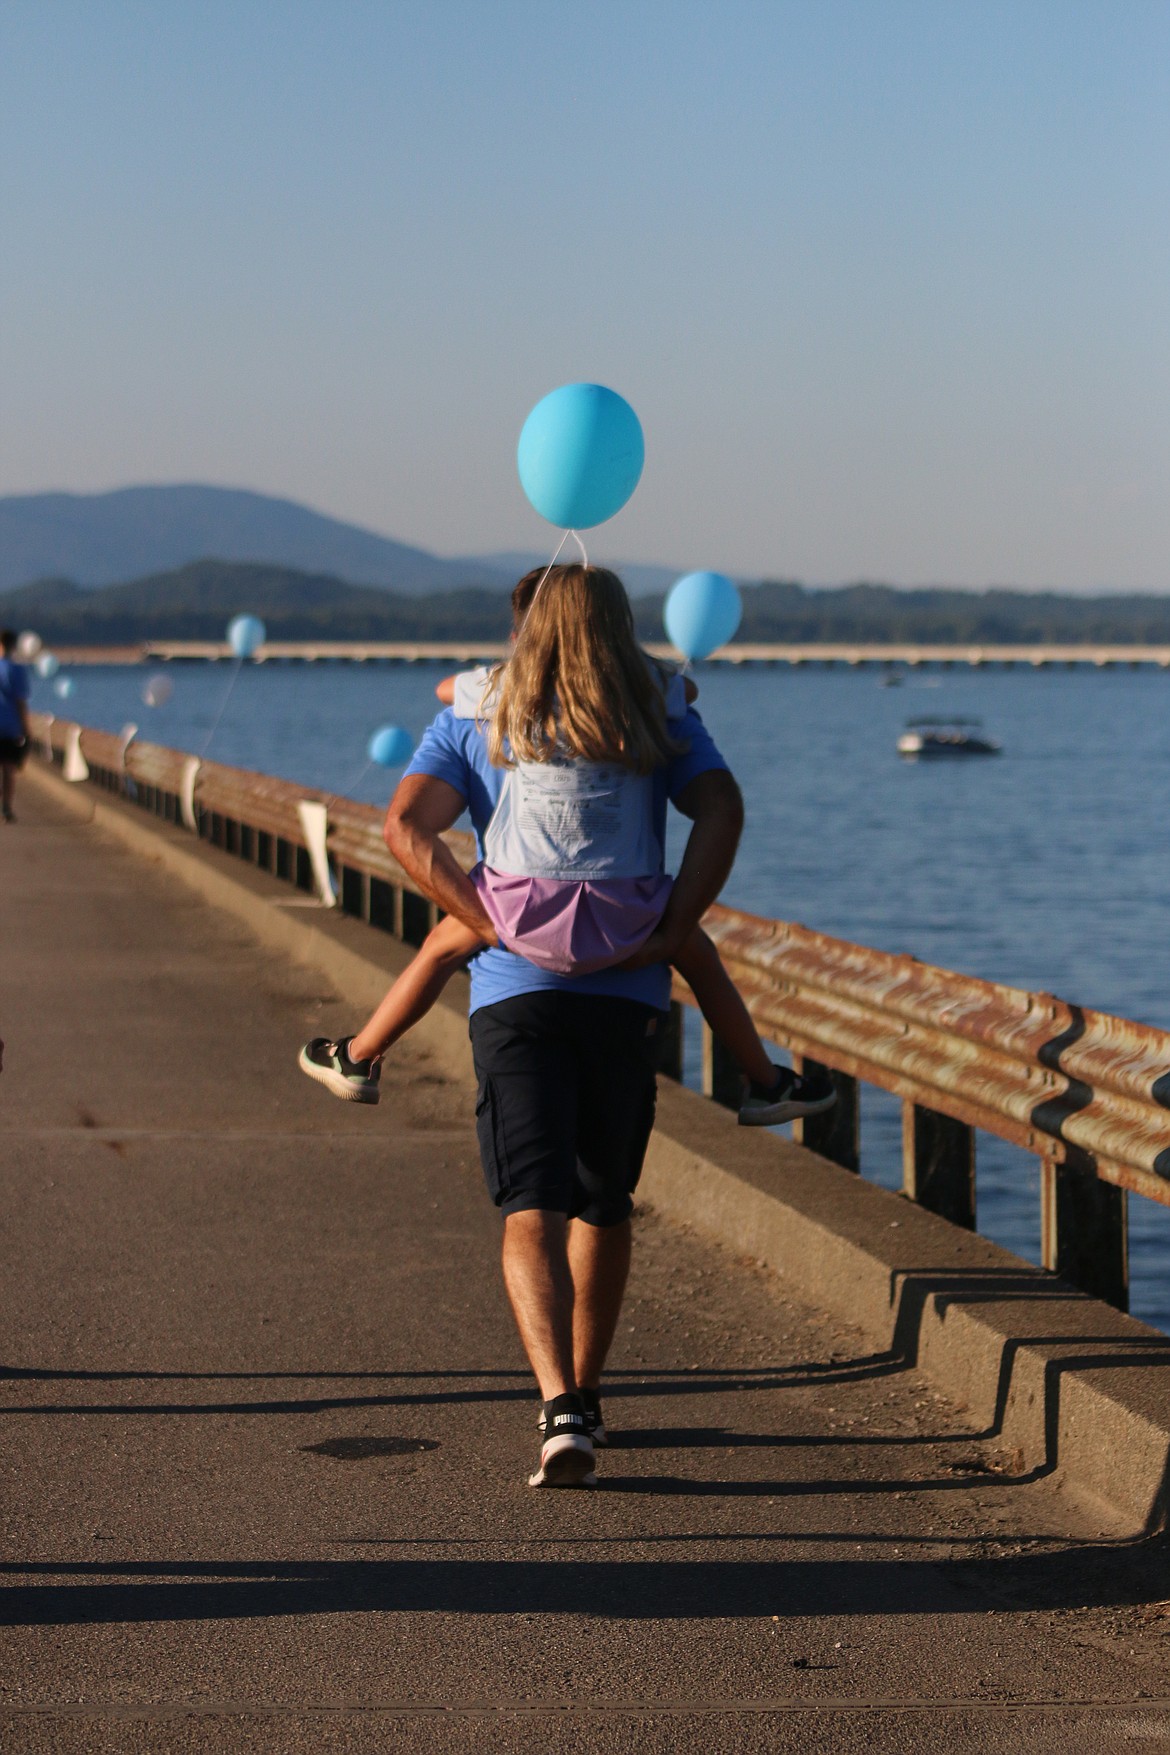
302;566;833;1486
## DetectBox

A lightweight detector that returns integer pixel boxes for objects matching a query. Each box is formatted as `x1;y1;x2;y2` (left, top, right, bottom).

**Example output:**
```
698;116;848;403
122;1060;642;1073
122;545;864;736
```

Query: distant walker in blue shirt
0;629;31;825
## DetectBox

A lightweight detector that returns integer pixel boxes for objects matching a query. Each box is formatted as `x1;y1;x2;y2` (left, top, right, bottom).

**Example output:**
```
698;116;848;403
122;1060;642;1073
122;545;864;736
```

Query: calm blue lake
36;658;1170;1332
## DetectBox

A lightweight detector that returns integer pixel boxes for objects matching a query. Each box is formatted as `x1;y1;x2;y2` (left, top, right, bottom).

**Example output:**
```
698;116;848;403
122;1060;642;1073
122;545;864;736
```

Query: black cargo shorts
468;991;666;1225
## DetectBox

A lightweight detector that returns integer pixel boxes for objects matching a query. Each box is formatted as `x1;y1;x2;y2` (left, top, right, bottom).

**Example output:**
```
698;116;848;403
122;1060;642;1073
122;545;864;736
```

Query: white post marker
179;755;201;831
296;799;338;908
62;725;89;783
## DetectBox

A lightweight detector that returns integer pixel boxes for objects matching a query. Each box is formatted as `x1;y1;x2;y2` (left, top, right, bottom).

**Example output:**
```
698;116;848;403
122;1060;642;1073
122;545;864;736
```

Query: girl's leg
349;914;484;1061
671;927;775;1088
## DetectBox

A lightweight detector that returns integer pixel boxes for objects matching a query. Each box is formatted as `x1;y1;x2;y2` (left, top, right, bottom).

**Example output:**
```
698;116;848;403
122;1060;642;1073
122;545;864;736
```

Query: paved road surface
2;779;1169;1752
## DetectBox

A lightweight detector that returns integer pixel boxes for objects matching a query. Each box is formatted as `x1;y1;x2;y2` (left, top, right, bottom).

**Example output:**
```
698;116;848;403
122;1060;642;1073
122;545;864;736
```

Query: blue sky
2;1;1168;587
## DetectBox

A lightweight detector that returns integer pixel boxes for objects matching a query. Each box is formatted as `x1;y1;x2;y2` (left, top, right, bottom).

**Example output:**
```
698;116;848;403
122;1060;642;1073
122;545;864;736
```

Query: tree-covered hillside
0;561;517;643
660;581;1170;644
4;559;1170;645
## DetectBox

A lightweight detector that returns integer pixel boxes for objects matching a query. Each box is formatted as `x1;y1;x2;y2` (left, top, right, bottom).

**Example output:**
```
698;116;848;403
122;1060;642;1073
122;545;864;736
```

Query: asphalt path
2;780;1169;1752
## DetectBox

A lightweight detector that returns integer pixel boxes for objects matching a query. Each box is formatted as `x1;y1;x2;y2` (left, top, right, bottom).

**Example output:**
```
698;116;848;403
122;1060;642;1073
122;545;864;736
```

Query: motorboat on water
897;717;1002;758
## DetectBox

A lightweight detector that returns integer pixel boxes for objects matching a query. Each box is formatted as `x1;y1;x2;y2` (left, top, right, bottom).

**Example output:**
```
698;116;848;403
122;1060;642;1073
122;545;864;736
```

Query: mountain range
0;484;682;598
5;482;1170;646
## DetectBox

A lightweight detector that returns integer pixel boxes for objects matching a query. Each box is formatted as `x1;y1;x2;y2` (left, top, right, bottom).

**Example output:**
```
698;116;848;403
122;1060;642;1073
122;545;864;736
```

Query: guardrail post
294;800;337;907
657;1001;684;1081
402;890;430;946
902;1100;975;1229
340;866;363;915
367;877;396;933
179;756;200;831
62;726;89;783
792;1057;859;1171
701;1023;742;1109
1041;1146;1128;1310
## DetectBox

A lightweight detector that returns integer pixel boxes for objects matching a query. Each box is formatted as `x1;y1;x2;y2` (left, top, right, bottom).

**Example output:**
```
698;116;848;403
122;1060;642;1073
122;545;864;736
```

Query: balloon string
527;528;572;608
323;758;372;810
199;654;243;759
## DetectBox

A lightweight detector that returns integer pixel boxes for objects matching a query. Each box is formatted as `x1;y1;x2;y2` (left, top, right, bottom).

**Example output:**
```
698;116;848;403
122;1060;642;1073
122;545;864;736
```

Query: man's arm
621;768;744;968
383;773;499;944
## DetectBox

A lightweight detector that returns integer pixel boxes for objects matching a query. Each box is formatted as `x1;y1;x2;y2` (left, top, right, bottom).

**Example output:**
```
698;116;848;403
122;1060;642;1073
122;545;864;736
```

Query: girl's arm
435;675;457;705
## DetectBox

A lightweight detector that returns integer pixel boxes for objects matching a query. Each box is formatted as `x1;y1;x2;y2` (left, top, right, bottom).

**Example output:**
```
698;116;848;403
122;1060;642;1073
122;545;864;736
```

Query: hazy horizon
3;3;1167;592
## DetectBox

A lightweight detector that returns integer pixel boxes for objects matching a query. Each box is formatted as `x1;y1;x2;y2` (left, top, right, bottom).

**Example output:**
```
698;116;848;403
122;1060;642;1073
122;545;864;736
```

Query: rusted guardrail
32;713;1170;1313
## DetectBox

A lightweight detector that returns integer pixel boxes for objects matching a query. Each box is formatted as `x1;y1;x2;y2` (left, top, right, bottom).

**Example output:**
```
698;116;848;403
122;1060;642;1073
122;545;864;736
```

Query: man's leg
501;1208;596;1487
469;993;650;1483
568;1216;631;1392
500;1208;576;1401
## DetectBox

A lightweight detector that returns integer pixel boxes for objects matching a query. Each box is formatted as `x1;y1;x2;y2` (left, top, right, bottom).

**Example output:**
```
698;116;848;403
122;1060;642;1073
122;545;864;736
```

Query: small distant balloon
517;383;644;530
368;725;414;767
35;651;60;679
142;673;174;708
664;571;743;661
15;630;42;661
227;614;266;659
53;675;75;700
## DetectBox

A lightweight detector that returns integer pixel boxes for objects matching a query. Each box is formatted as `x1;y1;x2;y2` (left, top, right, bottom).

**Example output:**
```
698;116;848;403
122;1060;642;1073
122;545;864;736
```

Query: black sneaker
538;1386;608;1447
297;1037;381;1104
738;1063;837;1128
581;1387;608;1447
528;1393;596;1488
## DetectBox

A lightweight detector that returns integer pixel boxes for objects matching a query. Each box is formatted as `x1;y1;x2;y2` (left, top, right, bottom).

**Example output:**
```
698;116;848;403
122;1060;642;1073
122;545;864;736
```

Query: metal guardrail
40;640;1170;669
32;713;1170;1313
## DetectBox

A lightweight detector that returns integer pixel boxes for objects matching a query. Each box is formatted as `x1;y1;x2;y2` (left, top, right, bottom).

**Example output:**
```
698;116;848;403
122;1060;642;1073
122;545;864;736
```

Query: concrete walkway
2;777;1170;1753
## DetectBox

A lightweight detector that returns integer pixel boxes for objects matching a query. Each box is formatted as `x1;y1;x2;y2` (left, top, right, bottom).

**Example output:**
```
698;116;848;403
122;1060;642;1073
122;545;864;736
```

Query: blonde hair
486;565;684;773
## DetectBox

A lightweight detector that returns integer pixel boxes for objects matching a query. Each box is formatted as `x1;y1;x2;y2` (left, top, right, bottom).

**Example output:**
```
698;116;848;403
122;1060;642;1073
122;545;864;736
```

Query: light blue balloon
227;614;266;658
517;383;644;529
367;724;414;767
35;651;60;679
664;571;743;661
53;675;75;699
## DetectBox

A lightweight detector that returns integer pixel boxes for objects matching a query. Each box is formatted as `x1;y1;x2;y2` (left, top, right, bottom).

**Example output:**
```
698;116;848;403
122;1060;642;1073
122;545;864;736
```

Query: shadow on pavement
0;1539;1167;1627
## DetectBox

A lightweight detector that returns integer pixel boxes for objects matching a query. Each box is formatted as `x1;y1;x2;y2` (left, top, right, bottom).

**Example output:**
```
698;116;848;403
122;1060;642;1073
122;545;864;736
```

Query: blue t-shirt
0;659;29;741
402;704;730;1013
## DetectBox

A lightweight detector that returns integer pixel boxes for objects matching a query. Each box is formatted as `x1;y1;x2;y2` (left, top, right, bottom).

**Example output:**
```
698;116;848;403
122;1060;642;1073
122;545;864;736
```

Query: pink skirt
472;864;673;976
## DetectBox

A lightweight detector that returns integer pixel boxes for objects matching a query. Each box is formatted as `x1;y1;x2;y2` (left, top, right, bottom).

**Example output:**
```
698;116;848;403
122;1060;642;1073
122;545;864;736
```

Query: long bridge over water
7;718;1170;1749
48;638;1170;668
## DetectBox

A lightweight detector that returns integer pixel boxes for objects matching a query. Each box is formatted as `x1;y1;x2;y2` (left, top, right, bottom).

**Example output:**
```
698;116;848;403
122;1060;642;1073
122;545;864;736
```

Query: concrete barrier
27;759;1170;1533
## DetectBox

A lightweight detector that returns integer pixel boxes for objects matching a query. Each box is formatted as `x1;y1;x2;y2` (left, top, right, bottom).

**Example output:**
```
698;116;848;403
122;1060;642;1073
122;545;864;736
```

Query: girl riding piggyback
299;565;835;1130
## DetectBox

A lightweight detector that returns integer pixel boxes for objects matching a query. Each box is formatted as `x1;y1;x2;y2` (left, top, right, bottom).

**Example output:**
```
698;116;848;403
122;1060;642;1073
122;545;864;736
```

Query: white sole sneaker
297;1041;380;1104
528;1433;597;1488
